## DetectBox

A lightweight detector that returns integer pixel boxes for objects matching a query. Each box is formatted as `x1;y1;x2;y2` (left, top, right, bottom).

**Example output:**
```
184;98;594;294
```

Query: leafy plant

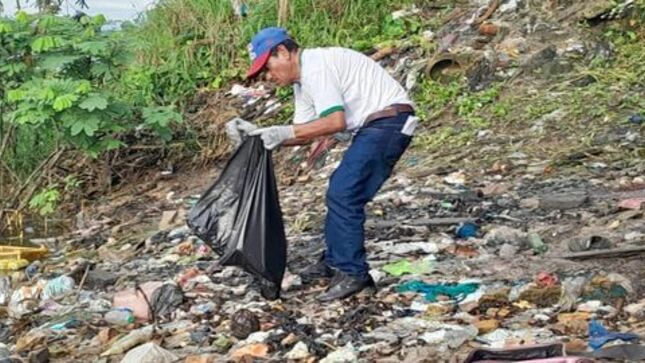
29;184;60;216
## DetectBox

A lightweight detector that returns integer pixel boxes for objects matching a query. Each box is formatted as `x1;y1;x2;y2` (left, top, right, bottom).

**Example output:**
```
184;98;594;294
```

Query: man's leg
319;114;412;300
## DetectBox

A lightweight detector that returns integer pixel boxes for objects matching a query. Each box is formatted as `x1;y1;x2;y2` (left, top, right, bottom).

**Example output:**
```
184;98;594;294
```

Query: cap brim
247;51;271;79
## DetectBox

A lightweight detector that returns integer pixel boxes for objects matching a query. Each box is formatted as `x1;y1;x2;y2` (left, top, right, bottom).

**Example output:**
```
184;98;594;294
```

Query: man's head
247;27;300;86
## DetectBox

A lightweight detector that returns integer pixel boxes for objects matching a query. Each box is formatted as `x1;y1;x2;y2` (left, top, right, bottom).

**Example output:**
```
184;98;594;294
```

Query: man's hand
225;117;258;147
249;125;295;150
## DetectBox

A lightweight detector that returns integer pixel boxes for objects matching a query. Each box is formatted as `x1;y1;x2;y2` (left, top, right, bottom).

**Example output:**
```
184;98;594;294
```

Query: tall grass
131;0;414;104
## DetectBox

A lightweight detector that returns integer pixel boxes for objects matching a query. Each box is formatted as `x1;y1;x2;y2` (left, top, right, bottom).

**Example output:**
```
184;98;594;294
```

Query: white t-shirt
293;47;413;131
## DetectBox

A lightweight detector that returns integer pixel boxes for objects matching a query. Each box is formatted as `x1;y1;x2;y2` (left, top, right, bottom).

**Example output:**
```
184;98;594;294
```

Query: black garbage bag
187;136;287;299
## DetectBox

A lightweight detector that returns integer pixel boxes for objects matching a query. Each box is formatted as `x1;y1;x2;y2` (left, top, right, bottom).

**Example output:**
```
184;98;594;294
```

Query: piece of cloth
323;113;412;278
249;125;295;150
588;319;639;350
397;280;479;302
294;47;413;131
382;259;432;277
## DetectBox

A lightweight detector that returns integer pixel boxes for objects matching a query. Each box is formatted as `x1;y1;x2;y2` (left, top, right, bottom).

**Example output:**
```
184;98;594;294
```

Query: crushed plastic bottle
528;233;547;254
42;275;75;300
105;308;135;326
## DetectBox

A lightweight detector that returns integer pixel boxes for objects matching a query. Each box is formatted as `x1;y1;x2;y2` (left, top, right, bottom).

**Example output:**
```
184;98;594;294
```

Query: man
226;27;417;301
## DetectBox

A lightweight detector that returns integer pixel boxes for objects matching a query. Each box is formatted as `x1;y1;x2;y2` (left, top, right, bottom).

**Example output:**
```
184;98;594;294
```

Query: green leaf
79;93;108;111
16;11;29;25
70;115;100;136
92;15;107;27
31;36;64;53
38;54;84;71
7;89;26;102
75;41;109;56
0;22;12;34
142;106;182;127
53;94;79;111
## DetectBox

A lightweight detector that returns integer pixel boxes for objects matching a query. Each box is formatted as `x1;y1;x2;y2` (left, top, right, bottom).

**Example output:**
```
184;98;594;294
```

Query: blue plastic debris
456;222;479;239
588;319;639;350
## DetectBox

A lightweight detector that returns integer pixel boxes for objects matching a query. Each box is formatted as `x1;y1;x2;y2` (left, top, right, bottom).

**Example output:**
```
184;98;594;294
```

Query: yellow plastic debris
0;244;48;270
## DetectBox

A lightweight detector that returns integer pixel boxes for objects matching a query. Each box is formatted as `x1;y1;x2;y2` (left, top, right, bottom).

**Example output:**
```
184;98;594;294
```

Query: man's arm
293;111;346;139
282;111;346;147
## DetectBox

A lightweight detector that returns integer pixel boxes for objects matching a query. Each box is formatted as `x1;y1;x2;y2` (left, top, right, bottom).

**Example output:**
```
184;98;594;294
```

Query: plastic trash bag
187;136;287;299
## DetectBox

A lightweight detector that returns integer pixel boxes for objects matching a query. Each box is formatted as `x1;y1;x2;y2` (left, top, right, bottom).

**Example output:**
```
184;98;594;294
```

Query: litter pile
1;1;643;362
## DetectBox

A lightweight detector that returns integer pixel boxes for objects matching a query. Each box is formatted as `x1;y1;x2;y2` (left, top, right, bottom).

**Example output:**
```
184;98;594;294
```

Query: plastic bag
187;136;287;299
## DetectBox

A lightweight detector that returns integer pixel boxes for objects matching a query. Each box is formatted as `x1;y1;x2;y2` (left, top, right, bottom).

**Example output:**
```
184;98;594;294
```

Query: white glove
225;117;258;147
249;125;295;150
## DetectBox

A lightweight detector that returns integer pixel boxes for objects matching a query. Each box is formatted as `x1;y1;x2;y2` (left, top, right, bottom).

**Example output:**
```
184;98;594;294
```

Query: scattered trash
230;309;260;339
588;319;639;350
41;275;75;300
528;233;548;254
120;342;179;363
456;222;479;239
382;259;433;276
397;281;479;302
113;282;162;321
101;325;154;356
104;308;135;326
535;272;559;287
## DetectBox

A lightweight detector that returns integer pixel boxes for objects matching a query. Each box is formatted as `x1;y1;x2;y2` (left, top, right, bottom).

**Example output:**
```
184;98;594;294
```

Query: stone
27;347;49;363
84;269;118;290
120;342;178;363
285;342;310;360
475;319;500;334
231;343;269;360
538;192;588;210
498;243;519;258
320;344;358;363
184;354;220;363
484;226;527;247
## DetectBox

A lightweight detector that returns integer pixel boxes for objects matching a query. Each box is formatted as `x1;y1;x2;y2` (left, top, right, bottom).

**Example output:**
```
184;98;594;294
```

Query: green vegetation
0;0;420;218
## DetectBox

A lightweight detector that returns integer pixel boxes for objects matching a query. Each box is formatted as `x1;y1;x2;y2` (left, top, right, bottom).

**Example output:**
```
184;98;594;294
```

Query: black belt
364;104;415;125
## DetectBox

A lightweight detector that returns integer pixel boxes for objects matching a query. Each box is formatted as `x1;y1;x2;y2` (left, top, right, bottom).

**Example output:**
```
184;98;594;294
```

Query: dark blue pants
324;112;413;278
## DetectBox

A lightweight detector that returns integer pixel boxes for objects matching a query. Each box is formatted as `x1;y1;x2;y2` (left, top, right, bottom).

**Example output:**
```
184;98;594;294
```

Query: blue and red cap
247;27;292;79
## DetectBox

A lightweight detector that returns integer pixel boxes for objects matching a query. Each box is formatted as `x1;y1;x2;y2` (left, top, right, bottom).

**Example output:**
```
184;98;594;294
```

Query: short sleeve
293;84;317;124
304;70;345;117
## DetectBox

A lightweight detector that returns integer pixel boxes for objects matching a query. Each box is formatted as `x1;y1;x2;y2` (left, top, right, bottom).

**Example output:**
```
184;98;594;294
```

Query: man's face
263;46;296;87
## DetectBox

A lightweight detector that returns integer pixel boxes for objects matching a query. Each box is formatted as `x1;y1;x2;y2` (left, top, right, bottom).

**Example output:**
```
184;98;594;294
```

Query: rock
538;192;588;210
320;344;358;363
120;342;178;363
418;324;478;348
230;343;269;360
478;22;498;36
484;226;527;247
498;243;519;258
475;319;500;334
84;269;118;290
27;347;49;363
230;309;260;339
184;354;220;363
565;338;588;353
285;341;310;360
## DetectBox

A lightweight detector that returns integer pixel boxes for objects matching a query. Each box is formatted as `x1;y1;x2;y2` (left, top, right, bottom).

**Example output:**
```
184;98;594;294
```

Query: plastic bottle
105;308;135;326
